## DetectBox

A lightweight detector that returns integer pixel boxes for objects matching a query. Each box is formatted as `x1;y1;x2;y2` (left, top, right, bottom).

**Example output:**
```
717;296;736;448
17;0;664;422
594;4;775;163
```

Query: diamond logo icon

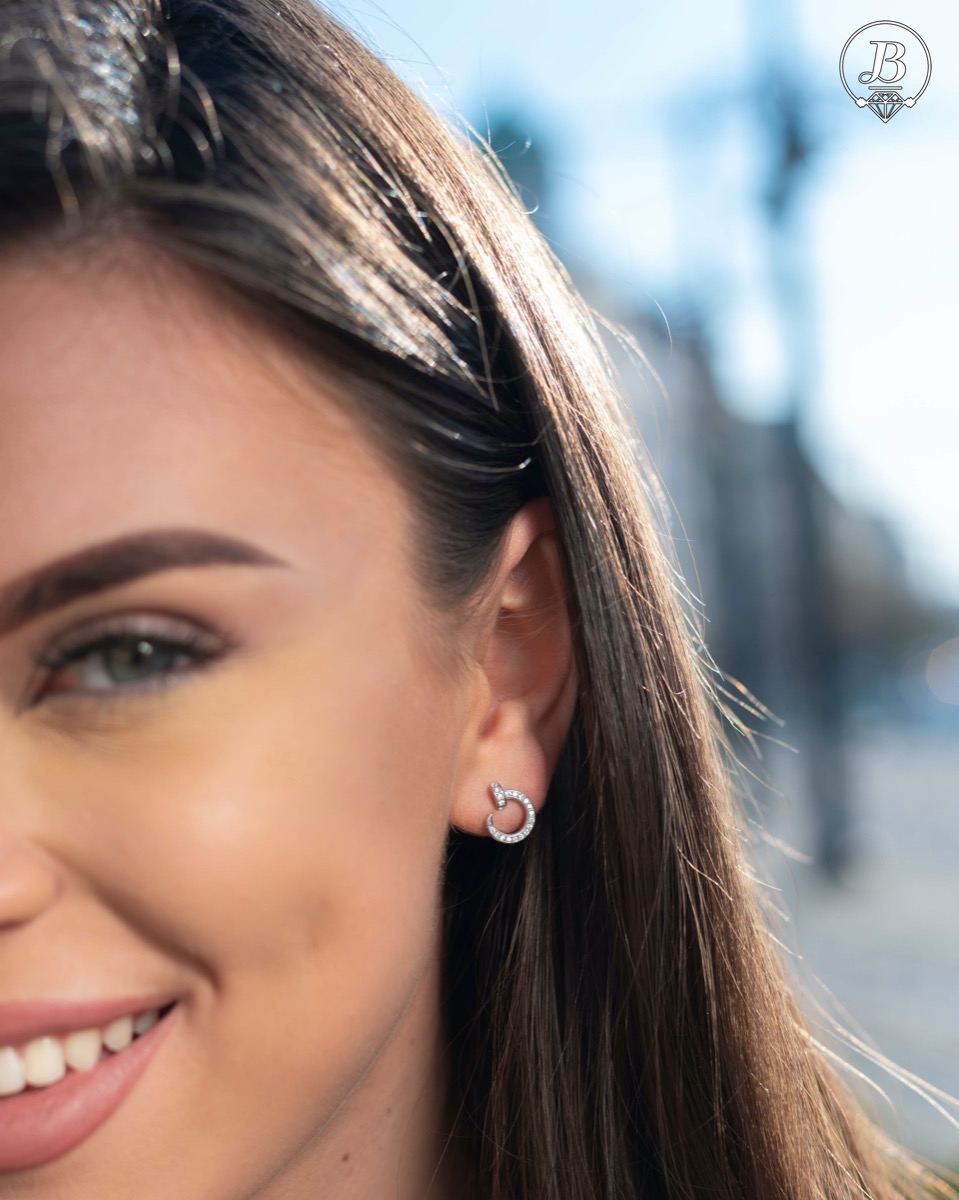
866;91;904;122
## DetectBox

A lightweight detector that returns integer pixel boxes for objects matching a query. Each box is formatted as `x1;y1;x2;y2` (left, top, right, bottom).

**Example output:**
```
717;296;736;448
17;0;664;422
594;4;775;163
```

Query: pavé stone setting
486;782;536;844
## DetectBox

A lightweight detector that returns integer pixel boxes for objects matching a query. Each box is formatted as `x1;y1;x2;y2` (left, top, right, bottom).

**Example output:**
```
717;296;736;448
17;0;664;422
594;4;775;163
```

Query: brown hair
1;2;956;1196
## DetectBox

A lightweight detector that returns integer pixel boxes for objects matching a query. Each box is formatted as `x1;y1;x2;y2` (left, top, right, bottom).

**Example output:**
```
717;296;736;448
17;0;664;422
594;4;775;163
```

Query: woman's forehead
0;243;369;466
0;244;410;599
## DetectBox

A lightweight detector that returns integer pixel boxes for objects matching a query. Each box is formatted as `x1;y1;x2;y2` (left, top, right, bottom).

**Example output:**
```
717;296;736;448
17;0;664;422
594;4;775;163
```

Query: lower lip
0;1003;179;1174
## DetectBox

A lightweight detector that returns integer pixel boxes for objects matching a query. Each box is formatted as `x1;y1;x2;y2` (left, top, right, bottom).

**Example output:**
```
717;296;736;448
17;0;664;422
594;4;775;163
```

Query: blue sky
334;0;959;604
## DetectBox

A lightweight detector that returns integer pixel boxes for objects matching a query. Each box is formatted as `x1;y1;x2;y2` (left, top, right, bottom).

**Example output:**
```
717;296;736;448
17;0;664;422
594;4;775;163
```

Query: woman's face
0;245;573;1199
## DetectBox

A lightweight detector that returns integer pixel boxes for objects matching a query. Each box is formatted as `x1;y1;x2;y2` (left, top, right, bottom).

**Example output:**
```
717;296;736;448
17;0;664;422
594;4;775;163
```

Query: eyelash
30;612;233;710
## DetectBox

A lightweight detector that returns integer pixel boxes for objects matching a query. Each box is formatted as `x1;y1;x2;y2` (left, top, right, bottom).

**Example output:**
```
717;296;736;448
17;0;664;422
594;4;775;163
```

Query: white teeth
64;1028;102;1073
0;1005;167;1097
23;1036;67;1087
133;1009;159;1035
0;1047;26;1097
102;1015;134;1052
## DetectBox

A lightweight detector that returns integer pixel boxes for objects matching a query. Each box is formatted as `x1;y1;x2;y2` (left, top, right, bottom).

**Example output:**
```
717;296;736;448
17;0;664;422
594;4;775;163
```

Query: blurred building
552;259;959;875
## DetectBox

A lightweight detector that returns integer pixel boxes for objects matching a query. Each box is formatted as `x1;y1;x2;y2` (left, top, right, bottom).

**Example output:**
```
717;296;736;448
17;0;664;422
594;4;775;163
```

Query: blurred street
756;722;959;1168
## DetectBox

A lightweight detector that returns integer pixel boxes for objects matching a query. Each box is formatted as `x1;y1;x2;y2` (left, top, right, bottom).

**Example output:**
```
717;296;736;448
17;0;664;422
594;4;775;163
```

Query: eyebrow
0;528;290;639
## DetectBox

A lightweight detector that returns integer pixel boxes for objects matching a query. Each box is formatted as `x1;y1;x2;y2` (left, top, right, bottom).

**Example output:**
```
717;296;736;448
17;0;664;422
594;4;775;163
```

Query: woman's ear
450;496;578;837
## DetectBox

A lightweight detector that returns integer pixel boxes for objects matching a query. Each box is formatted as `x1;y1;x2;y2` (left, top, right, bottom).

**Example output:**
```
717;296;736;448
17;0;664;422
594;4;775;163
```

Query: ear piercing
486;783;536;844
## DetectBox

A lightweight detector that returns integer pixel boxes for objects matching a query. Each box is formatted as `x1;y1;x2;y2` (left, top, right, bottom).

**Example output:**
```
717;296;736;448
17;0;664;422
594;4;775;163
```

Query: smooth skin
0;243;577;1200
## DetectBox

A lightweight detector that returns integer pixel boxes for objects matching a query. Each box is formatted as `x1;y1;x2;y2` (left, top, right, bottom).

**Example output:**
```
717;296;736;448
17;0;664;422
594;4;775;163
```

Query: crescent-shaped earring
486;782;536;844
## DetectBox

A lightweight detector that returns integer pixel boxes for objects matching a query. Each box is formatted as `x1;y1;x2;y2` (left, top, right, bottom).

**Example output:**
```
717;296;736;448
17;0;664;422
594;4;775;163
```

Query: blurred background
340;0;959;1173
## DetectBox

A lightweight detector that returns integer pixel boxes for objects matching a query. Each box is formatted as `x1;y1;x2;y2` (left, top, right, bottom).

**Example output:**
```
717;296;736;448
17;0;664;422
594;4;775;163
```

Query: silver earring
487;782;536;844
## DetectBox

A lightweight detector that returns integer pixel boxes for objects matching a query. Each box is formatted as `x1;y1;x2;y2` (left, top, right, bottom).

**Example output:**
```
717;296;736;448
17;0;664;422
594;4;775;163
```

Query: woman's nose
0;837;61;928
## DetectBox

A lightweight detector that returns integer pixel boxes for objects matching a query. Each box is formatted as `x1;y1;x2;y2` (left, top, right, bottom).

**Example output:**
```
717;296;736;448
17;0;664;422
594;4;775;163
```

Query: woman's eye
31;617;232;707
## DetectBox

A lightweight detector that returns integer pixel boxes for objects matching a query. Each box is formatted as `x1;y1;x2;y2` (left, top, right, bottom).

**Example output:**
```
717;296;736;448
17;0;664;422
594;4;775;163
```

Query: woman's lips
0;1001;180;1174
0;992;177;1046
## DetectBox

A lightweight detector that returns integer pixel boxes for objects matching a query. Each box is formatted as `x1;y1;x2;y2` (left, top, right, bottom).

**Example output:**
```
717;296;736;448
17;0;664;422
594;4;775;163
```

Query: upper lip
0;994;176;1047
